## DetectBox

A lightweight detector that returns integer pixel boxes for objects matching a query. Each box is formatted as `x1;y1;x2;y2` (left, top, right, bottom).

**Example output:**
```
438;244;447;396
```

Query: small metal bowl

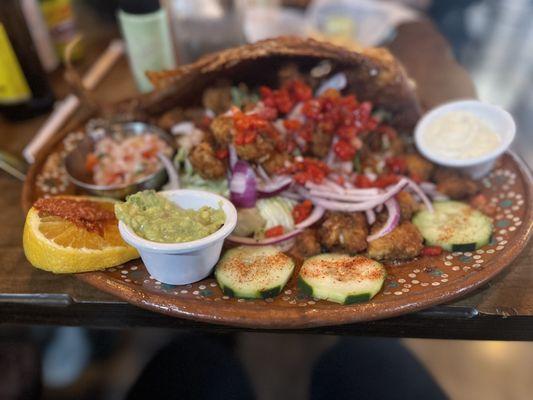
64;121;175;199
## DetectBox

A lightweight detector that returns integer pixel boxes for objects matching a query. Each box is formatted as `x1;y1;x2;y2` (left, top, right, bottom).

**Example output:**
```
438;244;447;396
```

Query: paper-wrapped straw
23;39;125;163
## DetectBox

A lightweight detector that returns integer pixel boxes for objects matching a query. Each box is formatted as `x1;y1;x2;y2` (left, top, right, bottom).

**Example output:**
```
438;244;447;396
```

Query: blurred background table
1;19;532;340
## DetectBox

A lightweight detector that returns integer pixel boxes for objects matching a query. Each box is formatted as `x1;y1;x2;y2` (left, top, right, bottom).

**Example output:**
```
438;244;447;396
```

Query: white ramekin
118;189;237;285
414;100;516;179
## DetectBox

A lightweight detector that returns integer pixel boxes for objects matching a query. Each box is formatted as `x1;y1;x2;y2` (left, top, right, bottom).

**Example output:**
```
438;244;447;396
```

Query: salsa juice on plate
115;190;225;243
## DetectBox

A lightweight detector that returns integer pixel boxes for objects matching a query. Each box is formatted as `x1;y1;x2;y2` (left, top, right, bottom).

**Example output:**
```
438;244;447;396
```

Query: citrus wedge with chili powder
23;196;139;273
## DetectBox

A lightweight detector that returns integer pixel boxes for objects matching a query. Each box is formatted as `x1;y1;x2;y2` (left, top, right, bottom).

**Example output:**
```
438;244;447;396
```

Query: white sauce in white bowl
414;100;515;179
421;111;502;160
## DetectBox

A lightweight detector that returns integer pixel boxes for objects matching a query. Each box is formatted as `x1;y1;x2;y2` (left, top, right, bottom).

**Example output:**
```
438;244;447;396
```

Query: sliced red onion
256;165;271;181
365;209;376;225
295;206;325;229
306;181;380;196
303;178;408;207
294;134;307;150
159;153;180;190
339;161;353;174
420;181;449;201
273;119;287;135
257;175;292;198
228;144;238;170
227;228;303;246
325;136;339;165
420;182;436;192
365;172;377;181
287;102;304;122
280;190;305;201
170;121;195;136
322;178;344;192
307;196;384;212
230;160;257;208
367;198;400;242
308;189;380;202
316;72;347;96
229;204;324;248
432;194;450;201
405;178;434;213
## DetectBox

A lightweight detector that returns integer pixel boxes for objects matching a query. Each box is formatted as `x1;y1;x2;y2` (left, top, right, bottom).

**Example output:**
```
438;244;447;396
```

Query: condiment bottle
0;0;55;121
118;0;176;93
39;0;83;62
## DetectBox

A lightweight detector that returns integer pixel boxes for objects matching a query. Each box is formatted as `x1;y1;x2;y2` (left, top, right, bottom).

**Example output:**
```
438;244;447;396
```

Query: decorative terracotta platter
24;132;533;327
22;38;533;328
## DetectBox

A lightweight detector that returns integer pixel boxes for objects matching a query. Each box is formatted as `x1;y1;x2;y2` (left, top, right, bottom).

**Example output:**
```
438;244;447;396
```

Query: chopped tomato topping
355;174;373;188
333;139;357;161
292;200;313;224
85;153;98;173
337;126;359;140
421;246;443;256
409;173;422;184
386;157;407;174
373;174;400;188
283;119;302;132
233;110;268;145
255;106;278;121
265;225;284;238
215;148;229;160
302;99;321;119
470;194;497;215
259;79;312;115
141;149;157;158
290;158;330;185
289;80;313;101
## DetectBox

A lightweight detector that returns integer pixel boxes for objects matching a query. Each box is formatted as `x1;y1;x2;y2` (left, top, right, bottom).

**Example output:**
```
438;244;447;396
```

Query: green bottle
118;0;176;93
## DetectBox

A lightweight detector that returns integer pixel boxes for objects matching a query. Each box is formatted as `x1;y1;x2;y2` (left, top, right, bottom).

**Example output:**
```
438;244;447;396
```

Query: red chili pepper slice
215;148;229;160
373;174;400;188
85;153;98;173
292;200;313;224
265;225;284;238
421;246;443;256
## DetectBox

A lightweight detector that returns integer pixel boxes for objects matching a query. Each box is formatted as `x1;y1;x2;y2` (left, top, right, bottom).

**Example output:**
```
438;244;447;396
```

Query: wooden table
1;21;532;340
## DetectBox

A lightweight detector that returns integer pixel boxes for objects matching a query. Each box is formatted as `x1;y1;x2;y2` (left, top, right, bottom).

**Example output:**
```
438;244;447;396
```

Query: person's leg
311;337;447;400
126;333;254;400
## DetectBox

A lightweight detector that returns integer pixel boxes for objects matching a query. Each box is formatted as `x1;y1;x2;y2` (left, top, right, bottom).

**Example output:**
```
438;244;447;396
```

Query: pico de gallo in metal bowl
64;122;175;199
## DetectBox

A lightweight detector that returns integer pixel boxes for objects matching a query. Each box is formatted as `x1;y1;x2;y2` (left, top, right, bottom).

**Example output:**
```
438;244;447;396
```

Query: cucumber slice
413;201;492;252
298;254;386;305
215;246;295;299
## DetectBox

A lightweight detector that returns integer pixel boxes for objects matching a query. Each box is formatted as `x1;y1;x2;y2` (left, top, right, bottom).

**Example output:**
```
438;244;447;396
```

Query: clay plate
23;130;533;327
21;37;532;328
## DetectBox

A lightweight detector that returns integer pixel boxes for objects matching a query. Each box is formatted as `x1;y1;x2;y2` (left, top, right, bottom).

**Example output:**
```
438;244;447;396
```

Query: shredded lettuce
181;173;229;197
231;85;259;109
256;197;296;231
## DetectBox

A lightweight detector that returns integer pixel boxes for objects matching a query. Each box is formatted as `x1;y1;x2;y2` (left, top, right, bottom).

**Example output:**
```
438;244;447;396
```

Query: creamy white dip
422;111;501;160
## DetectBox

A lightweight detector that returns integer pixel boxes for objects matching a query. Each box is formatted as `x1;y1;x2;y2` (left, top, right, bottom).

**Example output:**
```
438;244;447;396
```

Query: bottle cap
119;0;160;14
